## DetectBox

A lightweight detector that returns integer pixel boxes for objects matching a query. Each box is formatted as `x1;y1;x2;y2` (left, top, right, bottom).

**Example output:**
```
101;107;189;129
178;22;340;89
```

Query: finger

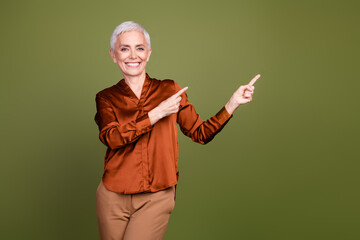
245;86;253;92
237;85;247;93
173;87;188;98
248;74;261;86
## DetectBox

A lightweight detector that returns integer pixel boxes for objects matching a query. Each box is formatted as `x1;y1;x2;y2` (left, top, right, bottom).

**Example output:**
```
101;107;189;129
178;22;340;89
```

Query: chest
107;83;175;122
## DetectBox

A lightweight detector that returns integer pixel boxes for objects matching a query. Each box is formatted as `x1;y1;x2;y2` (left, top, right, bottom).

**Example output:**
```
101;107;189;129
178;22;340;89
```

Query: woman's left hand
225;74;260;115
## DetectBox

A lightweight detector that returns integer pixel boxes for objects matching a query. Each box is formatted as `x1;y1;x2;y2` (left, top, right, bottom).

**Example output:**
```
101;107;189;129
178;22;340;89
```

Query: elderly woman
95;21;258;240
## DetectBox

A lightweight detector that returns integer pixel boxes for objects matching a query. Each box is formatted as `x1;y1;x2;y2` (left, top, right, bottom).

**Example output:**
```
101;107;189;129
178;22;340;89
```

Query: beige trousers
96;180;176;240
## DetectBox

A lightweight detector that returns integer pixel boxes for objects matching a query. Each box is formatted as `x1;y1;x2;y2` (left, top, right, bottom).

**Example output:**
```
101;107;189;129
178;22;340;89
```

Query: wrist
225;100;236;115
148;107;163;125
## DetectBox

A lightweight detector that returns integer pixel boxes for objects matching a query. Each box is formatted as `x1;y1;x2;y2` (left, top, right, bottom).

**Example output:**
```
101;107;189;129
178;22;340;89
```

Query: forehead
116;30;147;46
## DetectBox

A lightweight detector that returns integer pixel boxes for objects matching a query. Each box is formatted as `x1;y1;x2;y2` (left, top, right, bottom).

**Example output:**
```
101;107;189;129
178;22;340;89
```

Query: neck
123;72;146;88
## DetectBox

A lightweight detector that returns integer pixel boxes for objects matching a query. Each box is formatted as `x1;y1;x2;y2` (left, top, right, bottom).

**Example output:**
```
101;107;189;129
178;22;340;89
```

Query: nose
129;49;137;59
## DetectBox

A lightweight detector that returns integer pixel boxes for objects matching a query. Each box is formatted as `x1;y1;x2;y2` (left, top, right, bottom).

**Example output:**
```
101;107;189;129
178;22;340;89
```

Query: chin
122;70;146;77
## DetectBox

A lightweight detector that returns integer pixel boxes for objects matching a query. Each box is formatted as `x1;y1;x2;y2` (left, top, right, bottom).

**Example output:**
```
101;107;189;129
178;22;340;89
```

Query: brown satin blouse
95;73;233;194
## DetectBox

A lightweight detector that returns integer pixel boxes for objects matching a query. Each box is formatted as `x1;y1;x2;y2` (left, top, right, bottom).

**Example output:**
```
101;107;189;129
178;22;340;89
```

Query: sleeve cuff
135;114;153;133
215;106;234;125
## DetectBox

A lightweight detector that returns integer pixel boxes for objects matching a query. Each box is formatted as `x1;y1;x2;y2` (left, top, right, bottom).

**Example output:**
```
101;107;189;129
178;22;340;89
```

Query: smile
125;62;141;67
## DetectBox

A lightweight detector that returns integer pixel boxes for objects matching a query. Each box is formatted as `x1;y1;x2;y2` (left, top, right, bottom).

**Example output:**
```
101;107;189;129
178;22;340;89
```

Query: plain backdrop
1;0;359;239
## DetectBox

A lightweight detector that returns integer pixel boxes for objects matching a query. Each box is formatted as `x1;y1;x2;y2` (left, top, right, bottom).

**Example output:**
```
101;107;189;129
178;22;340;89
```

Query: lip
125;62;141;68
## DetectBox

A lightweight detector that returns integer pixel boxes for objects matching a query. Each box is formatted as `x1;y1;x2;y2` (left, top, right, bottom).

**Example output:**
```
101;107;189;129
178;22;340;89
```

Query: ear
147;48;152;62
109;49;117;63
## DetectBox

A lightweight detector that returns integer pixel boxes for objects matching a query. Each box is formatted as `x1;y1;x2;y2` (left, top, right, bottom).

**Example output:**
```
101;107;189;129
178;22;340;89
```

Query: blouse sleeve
94;93;153;150
174;81;233;144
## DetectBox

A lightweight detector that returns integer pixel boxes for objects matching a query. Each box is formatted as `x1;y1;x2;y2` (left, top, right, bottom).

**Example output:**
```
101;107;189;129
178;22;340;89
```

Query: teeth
126;62;140;67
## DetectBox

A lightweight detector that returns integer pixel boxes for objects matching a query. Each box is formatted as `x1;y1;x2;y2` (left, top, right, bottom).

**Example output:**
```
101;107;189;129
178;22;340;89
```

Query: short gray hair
110;21;151;51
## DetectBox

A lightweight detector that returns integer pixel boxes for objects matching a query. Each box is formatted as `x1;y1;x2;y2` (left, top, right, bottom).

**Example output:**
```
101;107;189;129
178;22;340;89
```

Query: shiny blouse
95;73;233;194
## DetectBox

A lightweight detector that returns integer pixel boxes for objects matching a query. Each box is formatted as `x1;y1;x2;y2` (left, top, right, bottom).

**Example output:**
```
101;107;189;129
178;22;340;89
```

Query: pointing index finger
248;74;261;86
174;86;188;97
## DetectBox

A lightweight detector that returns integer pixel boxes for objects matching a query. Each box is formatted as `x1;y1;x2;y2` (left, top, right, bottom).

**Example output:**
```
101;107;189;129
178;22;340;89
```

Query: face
110;30;152;78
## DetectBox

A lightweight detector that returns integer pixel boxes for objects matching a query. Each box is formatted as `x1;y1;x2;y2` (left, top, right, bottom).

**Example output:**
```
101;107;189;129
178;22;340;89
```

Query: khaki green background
1;0;359;239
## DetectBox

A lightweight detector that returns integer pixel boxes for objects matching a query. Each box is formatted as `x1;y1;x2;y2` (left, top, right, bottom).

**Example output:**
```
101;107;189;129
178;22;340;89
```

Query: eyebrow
119;44;145;47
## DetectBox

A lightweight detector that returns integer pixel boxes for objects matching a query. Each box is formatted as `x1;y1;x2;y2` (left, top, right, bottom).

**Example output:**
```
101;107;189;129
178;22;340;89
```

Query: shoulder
150;76;174;86
95;84;119;101
149;75;179;93
151;76;183;91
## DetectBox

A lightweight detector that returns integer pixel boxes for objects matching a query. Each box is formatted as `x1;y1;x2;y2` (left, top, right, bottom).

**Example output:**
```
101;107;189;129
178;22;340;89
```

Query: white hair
110;21;151;51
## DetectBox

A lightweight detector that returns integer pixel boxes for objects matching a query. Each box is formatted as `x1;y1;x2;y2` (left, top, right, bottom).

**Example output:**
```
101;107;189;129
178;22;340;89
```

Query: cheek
139;52;150;61
115;52;127;62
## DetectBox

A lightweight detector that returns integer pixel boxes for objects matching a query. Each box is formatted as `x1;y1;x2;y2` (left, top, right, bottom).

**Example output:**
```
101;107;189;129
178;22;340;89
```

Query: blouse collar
116;73;152;104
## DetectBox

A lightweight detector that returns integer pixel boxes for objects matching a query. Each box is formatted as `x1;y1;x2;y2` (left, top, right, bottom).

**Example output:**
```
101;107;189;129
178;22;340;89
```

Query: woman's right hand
148;87;188;125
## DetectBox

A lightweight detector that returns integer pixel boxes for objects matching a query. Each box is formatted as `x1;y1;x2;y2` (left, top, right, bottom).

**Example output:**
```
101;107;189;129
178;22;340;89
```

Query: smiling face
110;30;152;78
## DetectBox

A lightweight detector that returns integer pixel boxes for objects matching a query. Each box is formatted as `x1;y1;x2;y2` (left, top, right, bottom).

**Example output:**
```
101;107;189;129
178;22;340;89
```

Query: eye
120;48;128;52
137;47;144;51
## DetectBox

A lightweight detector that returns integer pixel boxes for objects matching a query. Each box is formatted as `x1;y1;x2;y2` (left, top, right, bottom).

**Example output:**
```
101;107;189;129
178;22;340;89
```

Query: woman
95;21;258;240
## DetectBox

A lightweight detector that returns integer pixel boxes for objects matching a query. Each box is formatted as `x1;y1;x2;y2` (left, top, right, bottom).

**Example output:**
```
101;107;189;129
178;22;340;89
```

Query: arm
94;94;152;150
174;81;233;145
175;73;258;144
145;74;258;144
